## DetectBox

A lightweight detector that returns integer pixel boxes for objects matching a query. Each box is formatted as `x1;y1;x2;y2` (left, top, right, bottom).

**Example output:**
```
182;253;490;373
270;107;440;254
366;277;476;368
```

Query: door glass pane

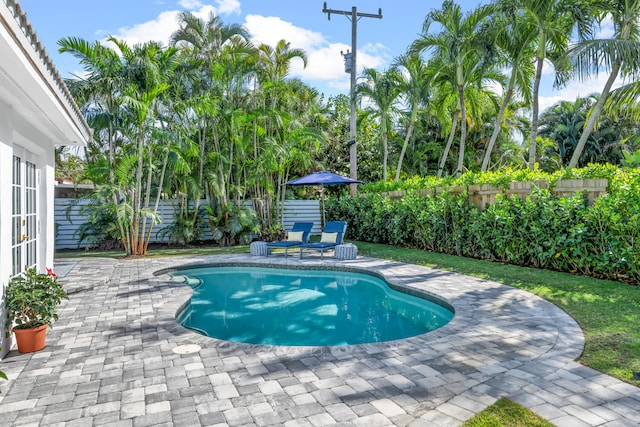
12;187;20;215
13;247;21;276
13;155;20;185
12;156;22;275
13;217;21;245
11;156;38;274
26;241;36;267
25;161;37;269
26;215;35;240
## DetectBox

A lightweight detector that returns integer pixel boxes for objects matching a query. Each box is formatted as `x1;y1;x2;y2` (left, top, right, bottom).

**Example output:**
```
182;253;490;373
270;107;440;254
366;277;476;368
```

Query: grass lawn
355;241;640;387
462;398;554;427
57;241;639;426
56;244;249;259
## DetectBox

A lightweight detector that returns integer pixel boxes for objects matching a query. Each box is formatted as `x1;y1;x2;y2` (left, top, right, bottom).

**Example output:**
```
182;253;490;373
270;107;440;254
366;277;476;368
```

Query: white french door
12;154;37;276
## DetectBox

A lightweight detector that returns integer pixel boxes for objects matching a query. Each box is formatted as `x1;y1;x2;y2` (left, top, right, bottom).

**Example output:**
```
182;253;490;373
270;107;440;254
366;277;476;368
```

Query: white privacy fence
54;198;321;250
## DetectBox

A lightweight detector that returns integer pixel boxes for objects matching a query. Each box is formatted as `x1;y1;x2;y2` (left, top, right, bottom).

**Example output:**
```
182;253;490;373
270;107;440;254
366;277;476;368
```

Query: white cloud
109;2;235;47
535;14;620;111
179;0;239;14
215;0;241;15
540;59;555;76
102;3;390;95
179;0;202;9
244;15;324;52
244;14;390;91
597;15;615;39
110;10;186;46
538;71;623;112
360;42;390;69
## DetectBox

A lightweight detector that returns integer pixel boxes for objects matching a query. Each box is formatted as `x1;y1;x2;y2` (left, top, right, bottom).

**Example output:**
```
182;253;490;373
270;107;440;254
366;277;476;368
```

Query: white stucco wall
0;0;90;357
0;98;59;356
0;100;12;290
0;100;15;357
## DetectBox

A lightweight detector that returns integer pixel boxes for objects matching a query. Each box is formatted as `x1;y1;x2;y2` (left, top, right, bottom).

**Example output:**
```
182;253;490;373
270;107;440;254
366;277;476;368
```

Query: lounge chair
299;221;347;259
266;222;314;257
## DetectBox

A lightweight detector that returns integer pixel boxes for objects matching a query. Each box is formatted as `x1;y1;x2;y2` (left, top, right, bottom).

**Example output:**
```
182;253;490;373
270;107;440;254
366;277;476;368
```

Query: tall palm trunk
438;111;459;178
107;111;129;254
395;109;418;182
146;147;170;254
131;124;146;256
482;76;515;172
568;58;622;168
456;81;467;177
192;119;206;226
138;143;154;255
382;127;388;182
529;34;546;169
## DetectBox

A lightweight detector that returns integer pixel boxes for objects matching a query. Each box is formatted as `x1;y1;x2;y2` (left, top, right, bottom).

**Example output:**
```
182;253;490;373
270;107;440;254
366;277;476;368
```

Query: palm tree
111;38;179;255
60;37;137;255
393;52;432;181
427;53;502;177
427;61;459;178
497;0;593;170
256;39;307;82
540;94;632;166
61;36;180;255
567;0;640;168
412;0;494;176
539;97;590;165
58;37;125;170
356;67;403;182
170;11;248;66
170;11;251;210
481;12;536;172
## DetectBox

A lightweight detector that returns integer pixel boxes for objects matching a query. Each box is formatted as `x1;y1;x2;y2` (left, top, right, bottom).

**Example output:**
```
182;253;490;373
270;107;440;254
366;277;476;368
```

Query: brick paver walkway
0;254;638;426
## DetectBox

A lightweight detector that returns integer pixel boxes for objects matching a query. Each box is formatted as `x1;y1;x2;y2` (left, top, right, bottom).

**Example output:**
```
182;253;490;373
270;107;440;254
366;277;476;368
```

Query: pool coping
155;260;457;351
151;254;585;363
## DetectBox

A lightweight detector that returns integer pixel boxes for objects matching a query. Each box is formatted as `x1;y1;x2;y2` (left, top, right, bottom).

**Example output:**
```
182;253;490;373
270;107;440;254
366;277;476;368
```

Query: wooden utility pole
322;3;382;195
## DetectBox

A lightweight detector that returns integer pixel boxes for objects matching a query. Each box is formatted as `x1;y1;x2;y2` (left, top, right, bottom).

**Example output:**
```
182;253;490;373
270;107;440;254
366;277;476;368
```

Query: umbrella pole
321;185;325;227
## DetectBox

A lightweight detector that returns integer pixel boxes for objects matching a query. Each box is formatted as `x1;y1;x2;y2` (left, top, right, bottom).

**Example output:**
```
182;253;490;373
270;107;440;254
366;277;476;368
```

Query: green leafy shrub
206;203;260;246
156;210;205;245
5;268;68;333
327;167;640;284
359;164;625;195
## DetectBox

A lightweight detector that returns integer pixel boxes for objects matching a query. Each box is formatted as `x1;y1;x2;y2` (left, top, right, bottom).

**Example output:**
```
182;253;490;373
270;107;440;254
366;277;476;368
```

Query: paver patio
0;254;638;426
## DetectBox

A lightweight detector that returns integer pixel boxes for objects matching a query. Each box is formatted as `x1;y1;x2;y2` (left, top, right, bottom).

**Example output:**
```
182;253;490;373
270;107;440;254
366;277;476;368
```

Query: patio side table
334;243;357;260
250;241;271;256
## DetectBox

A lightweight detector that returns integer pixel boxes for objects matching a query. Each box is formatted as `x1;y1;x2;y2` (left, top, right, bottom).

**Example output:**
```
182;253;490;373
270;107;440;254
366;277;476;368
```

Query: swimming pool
171;265;454;346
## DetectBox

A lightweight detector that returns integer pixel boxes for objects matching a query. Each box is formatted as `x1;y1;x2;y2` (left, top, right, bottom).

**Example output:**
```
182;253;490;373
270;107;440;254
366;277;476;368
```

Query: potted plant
4;267;68;353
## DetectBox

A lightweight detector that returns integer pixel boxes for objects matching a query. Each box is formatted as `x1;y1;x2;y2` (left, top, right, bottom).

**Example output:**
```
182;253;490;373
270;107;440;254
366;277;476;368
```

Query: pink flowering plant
4;267;68;334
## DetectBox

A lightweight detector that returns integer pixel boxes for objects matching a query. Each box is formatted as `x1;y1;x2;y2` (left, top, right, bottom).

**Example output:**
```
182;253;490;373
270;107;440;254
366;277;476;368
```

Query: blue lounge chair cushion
266;222;314;256
300;221;347;258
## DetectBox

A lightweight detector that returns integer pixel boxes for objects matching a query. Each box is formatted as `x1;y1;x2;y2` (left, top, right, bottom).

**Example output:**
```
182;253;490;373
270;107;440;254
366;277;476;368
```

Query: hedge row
327;177;640;284
360;163;627;193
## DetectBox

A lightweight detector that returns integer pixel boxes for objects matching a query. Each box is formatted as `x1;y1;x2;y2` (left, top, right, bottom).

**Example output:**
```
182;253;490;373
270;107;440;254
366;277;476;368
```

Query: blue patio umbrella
285;171;363;225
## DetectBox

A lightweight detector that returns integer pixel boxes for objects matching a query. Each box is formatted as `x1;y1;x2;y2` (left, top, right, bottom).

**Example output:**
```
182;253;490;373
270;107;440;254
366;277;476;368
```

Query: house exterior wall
0;100;13;287
0;96;59;358
0;0;90;358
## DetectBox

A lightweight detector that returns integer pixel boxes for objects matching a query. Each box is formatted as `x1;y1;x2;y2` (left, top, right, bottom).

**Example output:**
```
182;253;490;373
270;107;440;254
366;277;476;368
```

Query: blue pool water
172;266;454;346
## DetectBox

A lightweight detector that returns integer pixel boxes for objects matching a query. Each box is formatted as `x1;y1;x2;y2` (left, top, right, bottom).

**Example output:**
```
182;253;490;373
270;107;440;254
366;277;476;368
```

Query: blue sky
20;0;611;111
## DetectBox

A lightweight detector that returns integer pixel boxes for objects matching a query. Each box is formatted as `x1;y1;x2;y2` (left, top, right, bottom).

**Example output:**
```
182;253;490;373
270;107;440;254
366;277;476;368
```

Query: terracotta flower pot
13;324;48;353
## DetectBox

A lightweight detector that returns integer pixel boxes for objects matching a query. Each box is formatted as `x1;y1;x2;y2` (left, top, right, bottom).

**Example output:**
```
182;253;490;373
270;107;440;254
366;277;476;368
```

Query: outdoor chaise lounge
266;222;314;257
299;221;347;259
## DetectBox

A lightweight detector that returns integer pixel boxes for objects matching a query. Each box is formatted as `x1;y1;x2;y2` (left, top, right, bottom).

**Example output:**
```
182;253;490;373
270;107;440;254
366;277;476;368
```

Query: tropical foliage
328;166;640;283
58;1;640;258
